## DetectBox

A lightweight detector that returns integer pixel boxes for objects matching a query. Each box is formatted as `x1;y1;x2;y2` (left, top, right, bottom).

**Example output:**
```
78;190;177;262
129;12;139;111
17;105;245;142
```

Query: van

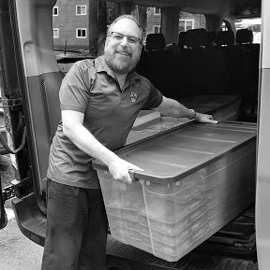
0;0;269;269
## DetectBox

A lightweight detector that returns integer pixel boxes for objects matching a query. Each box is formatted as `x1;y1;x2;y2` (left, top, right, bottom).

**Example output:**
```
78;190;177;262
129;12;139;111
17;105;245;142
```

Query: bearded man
41;14;217;270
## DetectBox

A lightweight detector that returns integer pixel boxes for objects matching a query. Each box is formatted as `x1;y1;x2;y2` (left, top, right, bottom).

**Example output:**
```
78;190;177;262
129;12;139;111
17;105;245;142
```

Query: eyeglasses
109;32;142;45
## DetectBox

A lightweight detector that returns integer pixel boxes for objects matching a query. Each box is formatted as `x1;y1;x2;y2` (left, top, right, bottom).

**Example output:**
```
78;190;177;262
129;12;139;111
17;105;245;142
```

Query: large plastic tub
93;122;256;262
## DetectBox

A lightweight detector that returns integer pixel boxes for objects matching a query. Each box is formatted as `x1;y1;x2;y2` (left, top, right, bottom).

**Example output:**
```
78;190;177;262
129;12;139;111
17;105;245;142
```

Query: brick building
52;0;119;50
52;1;205;50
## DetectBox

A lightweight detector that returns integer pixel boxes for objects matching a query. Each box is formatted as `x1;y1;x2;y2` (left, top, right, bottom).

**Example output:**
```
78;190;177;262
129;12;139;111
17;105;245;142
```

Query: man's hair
107;14;142;37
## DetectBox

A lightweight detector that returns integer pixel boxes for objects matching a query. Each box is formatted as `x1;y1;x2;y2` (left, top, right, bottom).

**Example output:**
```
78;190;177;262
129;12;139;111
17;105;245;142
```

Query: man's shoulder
134;71;152;86
73;55;107;74
66;58;99;87
73;58;96;71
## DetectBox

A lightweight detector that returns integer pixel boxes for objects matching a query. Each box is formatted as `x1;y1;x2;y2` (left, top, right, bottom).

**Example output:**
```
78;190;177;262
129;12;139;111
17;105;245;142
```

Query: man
41;15;217;270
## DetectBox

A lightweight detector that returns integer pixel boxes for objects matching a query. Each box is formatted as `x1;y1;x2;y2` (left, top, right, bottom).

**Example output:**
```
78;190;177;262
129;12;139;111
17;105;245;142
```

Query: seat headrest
215;31;235;46
236;29;253;44
207;31;216;46
178;31;187;48
185;28;208;49
145;33;166;51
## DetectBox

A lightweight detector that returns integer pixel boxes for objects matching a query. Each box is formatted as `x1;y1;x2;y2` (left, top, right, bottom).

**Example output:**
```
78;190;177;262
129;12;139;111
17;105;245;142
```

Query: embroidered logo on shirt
130;92;138;103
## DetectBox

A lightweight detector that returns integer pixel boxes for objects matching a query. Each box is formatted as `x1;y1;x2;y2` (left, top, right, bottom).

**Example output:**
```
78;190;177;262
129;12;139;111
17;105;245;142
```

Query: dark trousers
41;179;108;270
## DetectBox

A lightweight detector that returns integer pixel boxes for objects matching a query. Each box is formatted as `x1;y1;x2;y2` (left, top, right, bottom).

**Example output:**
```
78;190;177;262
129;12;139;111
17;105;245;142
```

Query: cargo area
93;121;257;262
136;29;259;124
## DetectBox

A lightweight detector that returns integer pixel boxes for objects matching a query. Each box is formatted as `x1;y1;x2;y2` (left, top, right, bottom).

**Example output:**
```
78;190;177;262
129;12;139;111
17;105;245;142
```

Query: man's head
104;15;143;74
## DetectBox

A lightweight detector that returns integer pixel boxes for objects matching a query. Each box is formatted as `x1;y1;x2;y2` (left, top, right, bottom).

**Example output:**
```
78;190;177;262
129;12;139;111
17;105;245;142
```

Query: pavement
1;153;43;270
0;198;43;270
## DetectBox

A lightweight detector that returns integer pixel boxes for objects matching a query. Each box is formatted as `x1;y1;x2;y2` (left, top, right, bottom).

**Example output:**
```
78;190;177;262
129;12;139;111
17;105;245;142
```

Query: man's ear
140;44;144;53
104;37;109;48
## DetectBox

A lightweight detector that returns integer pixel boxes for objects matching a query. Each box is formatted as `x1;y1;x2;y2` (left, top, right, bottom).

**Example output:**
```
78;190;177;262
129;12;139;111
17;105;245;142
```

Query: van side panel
25;74;62;191
14;0;62;192
256;0;270;269
256;70;270;270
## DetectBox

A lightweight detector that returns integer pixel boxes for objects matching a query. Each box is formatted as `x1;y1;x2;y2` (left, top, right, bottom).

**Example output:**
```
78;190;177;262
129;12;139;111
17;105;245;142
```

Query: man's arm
62;110;142;184
153;96;218;124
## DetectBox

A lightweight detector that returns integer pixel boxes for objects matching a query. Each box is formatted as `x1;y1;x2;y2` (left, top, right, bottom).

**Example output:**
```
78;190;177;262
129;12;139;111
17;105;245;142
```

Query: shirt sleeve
142;82;163;110
59;62;92;113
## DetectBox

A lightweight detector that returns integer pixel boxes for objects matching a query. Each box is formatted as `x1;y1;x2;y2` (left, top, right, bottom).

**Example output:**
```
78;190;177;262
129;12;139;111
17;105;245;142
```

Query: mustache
116;49;132;56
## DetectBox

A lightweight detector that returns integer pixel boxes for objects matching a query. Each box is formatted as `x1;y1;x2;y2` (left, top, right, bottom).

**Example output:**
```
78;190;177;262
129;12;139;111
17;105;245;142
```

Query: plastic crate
94;122;256;262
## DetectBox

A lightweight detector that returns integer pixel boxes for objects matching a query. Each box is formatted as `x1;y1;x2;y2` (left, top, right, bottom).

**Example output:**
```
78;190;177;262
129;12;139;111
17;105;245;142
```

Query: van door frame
256;0;270;269
0;177;8;229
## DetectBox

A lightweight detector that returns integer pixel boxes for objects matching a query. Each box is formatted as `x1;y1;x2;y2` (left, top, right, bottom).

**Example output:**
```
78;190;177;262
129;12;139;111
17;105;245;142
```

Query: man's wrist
188;109;196;120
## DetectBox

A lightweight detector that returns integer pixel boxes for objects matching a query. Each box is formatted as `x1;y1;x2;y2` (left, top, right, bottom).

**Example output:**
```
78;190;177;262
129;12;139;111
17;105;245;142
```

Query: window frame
52;6;58;16
76;28;87;39
76;5;87;16
53;28;59;38
154;7;161;15
153;25;161;33
179;19;195;31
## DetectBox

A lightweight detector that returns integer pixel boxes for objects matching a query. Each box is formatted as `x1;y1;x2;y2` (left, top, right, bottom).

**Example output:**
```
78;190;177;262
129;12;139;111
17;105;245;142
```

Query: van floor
106;235;258;270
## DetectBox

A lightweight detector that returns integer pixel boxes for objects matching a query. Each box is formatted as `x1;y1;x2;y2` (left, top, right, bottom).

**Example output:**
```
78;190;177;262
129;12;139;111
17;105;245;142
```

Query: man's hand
108;158;143;184
195;112;219;124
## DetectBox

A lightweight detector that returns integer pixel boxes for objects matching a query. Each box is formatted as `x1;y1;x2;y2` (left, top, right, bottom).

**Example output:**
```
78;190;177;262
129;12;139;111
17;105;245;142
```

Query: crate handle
128;170;136;182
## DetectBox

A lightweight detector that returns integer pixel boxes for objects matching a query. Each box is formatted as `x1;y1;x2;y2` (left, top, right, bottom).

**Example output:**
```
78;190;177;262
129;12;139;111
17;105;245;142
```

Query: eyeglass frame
108;31;143;45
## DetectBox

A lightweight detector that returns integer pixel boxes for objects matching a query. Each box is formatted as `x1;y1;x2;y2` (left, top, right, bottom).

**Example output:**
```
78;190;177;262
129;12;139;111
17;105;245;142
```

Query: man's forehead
111;18;141;36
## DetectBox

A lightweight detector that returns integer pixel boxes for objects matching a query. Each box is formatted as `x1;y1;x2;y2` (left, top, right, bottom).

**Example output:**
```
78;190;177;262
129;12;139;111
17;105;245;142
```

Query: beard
104;47;140;74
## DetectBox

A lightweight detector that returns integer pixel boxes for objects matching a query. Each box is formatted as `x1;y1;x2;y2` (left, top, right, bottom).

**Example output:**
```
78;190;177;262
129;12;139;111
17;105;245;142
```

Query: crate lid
92;122;256;183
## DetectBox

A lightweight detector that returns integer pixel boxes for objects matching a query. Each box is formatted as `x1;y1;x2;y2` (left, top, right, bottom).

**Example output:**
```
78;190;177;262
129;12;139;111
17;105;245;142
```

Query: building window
76;5;87;15
153;25;161;33
179;19;194;32
52;6;58;16
186;20;194;30
76;28;87;38
154;7;161;15
53;28;59;38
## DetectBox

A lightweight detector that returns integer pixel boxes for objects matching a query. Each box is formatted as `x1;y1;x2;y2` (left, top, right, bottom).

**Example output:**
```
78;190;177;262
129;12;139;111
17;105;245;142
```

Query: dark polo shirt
47;55;163;189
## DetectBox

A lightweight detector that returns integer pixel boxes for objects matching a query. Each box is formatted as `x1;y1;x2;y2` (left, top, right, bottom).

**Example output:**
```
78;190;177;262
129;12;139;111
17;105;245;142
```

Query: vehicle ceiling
102;0;261;18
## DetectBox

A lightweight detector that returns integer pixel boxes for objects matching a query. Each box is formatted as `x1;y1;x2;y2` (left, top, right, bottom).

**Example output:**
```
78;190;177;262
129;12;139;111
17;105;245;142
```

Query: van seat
185;28;208;49
145;33;166;51
136;33;177;97
236;29;260;117
236;29;253;44
206;31;217;47
165;31;187;57
214;30;252;99
172;28;230;98
178;31;187;49
215;30;235;46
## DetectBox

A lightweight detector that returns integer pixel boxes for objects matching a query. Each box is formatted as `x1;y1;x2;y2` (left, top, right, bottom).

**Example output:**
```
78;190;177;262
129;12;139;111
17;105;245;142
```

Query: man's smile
116;50;131;57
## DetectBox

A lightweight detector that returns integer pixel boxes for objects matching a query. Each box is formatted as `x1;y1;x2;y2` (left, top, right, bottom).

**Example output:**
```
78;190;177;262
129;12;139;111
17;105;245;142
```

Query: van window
179;13;205;32
179;19;194;32
235;18;261;43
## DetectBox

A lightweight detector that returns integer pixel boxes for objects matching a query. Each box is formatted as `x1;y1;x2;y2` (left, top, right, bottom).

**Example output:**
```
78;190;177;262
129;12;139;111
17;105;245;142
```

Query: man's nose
120;36;129;46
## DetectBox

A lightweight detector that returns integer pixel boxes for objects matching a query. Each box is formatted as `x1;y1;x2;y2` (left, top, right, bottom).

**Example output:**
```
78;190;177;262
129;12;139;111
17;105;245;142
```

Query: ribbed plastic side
106;235;258;270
